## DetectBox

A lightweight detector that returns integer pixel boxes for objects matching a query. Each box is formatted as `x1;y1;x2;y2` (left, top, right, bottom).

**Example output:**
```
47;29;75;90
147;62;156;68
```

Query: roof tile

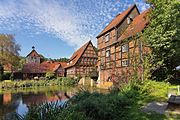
97;4;136;38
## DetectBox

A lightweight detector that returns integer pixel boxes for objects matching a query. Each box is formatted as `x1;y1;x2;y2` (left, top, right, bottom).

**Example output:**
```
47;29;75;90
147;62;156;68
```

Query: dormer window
105;33;110;42
127;17;131;24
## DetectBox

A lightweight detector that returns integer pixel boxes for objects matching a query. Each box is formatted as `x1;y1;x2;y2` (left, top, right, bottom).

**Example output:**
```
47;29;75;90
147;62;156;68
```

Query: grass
0;77;79;90
0;85;73;94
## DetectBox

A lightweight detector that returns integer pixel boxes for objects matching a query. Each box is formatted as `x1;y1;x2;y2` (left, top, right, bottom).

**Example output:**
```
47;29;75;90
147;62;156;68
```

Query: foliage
0;34;20;66
0;78;77;89
17;56;26;70
57;77;79;86
2;72;11;80
144;0;180;81
41;57;69;63
16;102;68;120
45;71;56;79
53;57;69;62
17;80;169;120
0;64;3;81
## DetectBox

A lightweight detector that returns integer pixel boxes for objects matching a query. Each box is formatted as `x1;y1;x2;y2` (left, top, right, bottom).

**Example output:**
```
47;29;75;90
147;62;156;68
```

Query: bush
45;72;56;79
16;102;68;120
58;77;79;86
0;65;3;81
2;72;11;80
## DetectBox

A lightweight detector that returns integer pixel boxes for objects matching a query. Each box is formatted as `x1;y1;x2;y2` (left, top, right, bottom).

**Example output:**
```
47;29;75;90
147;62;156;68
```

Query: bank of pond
0;77;79;89
0;79;179;120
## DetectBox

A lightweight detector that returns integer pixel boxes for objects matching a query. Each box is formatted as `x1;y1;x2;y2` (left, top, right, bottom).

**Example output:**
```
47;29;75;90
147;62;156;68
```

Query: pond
0;86;108;120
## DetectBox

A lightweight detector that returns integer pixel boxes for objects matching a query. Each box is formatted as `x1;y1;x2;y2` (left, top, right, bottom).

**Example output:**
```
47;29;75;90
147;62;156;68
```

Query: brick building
96;4;150;82
65;41;98;78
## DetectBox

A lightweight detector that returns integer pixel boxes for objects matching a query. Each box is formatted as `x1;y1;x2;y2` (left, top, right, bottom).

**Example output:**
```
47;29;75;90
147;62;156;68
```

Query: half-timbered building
65;41;98;78
97;4;150;82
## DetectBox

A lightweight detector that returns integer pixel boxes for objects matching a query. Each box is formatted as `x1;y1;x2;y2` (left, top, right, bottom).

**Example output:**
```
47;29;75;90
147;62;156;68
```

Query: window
127;17;131;24
122;43;129;52
106;50;110;57
127;15;133;25
105;33;110;42
122;60;129;67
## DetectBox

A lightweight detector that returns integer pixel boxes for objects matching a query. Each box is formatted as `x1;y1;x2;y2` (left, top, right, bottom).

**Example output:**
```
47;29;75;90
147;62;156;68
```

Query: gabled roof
118;9;150;41
22;61;67;73
65;41;92;68
26;49;40;57
22;63;45;73
97;4;138;38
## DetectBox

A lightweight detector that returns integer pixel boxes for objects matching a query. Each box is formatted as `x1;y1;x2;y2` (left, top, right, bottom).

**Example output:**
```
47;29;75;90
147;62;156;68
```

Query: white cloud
0;0;149;49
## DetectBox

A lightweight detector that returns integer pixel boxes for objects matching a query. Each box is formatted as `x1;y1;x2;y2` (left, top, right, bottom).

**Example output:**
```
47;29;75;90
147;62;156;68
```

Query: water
0;86;108;119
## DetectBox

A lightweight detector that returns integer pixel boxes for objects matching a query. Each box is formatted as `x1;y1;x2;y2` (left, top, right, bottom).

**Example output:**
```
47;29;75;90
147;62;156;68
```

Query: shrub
2;72;11;80
16;102;68;120
45;72;56;79
69;91;132;120
59;77;78;86
0;65;3;81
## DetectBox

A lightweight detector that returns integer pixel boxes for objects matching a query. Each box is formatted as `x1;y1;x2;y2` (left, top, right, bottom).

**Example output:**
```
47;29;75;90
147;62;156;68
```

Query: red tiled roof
56;62;67;68
64;41;91;68
97;4;137;38
26;50;40;57
3;63;13;71
22;63;46;73
118;9;150;41
22;61;67;73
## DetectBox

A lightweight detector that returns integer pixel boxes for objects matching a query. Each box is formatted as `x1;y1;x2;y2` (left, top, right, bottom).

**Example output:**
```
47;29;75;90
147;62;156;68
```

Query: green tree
17;56;26;70
0;34;21;67
53;57;69;62
144;0;180;81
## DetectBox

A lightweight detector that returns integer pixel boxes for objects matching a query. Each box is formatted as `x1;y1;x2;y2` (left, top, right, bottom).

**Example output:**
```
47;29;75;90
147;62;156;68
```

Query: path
142;101;168;114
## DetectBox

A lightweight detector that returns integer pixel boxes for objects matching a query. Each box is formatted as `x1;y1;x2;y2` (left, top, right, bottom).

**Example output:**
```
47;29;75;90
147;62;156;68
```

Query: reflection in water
0;87;75;120
0;86;108;120
0;93;21;120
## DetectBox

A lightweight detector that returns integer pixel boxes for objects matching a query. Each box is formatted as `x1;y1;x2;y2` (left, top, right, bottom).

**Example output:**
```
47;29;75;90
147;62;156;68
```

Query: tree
144;0;180;80
53;57;69;62
0;34;21;68
17;56;26;70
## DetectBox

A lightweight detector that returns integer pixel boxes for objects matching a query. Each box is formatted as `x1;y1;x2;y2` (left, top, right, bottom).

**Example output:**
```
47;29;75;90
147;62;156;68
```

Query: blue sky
0;0;149;59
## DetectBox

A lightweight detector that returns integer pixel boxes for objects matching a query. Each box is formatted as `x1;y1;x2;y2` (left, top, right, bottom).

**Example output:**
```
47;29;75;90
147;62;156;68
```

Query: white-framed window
122;43;129;53
105;33;110;42
127;17;131;24
106;50;110;58
122;60;129;67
